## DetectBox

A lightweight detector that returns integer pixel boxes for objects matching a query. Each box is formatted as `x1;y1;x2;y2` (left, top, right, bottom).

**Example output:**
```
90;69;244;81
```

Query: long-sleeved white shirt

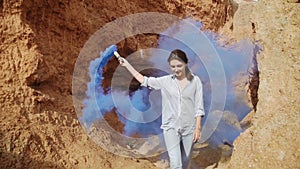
141;74;205;135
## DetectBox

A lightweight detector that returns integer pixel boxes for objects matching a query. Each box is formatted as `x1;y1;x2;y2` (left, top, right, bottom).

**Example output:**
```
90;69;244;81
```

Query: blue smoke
81;45;116;128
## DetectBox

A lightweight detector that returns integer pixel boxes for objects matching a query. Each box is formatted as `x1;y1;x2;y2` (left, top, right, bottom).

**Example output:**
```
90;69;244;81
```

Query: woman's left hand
193;128;201;143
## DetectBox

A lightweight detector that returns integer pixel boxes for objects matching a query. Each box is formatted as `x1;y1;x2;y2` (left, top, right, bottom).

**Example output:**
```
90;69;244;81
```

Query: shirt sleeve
141;76;164;90
194;77;205;117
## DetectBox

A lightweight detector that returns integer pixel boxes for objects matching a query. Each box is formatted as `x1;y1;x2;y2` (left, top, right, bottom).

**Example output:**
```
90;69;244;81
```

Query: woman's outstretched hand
118;57;130;67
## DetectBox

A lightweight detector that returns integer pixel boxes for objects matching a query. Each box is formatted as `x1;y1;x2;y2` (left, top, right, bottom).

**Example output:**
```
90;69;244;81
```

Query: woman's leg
181;133;194;169
163;129;182;169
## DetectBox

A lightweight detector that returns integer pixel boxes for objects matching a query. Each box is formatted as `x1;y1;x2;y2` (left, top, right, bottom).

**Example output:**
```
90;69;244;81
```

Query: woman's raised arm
117;56;144;84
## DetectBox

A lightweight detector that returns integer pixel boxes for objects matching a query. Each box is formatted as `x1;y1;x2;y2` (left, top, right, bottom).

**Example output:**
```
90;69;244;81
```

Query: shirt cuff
141;76;148;87
195;110;205;117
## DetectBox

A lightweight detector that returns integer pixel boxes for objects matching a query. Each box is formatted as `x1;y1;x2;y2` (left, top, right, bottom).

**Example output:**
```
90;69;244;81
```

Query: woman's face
169;59;186;78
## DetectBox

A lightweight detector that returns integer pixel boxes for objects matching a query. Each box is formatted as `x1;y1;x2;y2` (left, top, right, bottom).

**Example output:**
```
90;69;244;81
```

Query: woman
118;49;205;169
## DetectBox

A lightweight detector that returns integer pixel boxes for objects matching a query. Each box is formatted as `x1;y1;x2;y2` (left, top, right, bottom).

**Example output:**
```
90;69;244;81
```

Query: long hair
168;49;194;81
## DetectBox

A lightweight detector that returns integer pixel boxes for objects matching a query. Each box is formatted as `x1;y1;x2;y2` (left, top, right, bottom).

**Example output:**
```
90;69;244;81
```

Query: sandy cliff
0;0;299;168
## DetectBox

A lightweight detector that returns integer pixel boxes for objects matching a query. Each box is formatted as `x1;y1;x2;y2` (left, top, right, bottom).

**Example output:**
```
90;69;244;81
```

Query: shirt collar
170;74;195;80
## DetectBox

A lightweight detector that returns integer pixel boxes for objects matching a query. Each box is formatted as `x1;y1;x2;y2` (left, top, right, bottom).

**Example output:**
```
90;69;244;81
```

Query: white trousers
163;128;194;169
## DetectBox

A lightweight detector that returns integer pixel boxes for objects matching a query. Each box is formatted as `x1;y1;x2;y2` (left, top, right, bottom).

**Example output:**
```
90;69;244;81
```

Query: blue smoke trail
81;45;117;129
81;44;163;137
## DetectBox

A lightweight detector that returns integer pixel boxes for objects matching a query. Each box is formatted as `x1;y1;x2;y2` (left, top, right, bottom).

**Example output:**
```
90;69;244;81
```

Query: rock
69;157;79;165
